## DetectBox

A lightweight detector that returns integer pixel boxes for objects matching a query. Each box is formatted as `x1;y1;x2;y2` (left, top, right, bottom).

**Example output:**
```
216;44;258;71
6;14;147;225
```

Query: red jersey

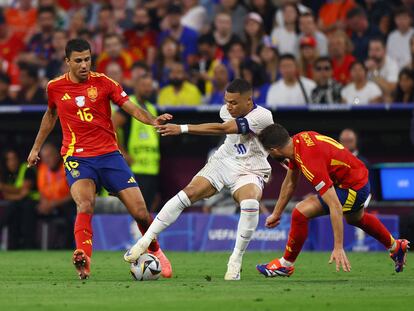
332;54;355;85
47;72;129;158
288;131;368;195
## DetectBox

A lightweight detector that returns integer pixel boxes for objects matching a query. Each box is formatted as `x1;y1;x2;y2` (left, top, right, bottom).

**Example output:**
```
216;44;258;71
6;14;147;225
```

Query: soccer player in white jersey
124;78;274;280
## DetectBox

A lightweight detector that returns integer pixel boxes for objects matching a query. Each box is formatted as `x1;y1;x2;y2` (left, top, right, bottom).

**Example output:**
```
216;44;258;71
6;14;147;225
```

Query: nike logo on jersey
61;93;71;100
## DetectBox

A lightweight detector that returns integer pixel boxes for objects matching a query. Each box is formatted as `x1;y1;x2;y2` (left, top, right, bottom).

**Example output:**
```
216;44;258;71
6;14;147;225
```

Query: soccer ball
130;253;162;281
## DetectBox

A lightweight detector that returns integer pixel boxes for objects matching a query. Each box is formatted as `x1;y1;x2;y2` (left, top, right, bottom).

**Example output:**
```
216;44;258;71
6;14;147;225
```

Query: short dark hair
65;38;91;58
394;6;412;19
18;62;39;80
346;6;366;20
350;60;367;72
314;56;332;68
279;53;297;63
226;78;252;94
369;36;386;47
197;34;216;46
131;61;149;72
38;6;56;16
259;123;291;150
0;72;11;84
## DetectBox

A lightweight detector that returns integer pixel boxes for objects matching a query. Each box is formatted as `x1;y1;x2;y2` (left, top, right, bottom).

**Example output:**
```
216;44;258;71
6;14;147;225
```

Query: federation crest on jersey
87;86;98;102
75;96;85;107
70;169;80;178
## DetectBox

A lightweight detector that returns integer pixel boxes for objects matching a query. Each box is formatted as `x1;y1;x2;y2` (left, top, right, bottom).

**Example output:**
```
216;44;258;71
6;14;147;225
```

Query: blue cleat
390;239;410;273
256;258;295;277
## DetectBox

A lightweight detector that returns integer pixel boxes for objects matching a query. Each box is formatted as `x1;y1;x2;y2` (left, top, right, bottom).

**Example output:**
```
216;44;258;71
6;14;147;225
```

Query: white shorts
196;157;269;194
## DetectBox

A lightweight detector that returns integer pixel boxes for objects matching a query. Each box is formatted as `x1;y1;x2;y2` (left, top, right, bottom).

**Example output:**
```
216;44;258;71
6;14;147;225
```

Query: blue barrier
92;213;398;252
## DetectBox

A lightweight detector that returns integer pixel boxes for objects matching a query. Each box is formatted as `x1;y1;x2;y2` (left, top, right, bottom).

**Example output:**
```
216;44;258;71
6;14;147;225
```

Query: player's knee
77;198;95;214
182;185;198;202
131;204;149;221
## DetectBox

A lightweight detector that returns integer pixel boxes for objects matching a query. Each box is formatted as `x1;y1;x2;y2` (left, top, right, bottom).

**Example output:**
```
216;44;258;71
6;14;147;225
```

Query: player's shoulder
294;131;321;148
90;71;120;86
247;104;273;120
47;74;67;89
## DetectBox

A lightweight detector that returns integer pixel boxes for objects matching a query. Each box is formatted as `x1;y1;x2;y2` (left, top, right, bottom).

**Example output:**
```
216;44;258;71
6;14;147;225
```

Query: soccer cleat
124;239;147;263
72;249;90;280
256;258;295;277
224;260;242;281
149;248;173;278
390;239;410;273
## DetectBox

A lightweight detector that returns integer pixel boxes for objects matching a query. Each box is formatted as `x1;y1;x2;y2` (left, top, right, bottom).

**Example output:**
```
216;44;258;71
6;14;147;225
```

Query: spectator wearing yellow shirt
158;62;202;106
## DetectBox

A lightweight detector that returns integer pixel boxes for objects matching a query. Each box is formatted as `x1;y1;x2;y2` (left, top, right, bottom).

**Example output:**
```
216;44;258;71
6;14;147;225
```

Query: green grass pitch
0;251;413;311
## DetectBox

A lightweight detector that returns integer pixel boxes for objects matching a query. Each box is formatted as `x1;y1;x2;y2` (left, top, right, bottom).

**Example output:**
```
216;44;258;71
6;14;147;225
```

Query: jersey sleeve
244;108;274;135
105;75;129;107
46;83;56;109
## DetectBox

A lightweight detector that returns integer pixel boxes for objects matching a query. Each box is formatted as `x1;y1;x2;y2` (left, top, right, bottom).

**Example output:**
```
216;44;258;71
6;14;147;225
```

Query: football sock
353;212;394;249
230;199;259;263
283;208;309;263
141;191;191;246
136;214;160;252
279;257;294;267
74;212;93;258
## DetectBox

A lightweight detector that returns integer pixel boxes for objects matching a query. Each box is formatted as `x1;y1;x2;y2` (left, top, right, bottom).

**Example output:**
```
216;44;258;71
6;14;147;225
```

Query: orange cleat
390;239;410;273
72;249;91;280
256;258;295;277
149;248;172;278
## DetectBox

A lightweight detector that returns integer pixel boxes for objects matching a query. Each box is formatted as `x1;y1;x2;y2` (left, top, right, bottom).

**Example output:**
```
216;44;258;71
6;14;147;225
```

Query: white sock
141;190;191;245
230;199;259;263
280;257;294;267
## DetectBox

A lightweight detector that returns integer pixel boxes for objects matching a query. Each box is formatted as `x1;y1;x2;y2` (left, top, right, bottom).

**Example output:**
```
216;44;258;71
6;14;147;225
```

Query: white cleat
124;239;147;263
224;260;242;281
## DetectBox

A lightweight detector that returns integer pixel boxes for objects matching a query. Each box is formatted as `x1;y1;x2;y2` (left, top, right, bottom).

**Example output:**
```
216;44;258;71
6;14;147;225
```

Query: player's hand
27;149;40;167
153;113;173;126
156;123;181;136
329;248;351;272
265;213;281;228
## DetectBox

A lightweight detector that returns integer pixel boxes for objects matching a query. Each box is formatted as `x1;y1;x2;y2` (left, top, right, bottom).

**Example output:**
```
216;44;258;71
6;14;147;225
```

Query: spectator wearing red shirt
124;7;158;66
0;10;25;63
4;0;37;38
298;36;318;80
329;30;356;85
318;0;356;33
92;5;122;55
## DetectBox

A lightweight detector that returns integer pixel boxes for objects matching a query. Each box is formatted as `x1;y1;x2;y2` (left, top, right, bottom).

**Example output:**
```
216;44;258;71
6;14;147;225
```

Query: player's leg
124;176;217;262
70;179;96;279
257;195;326;277
117;187;172;278
224;183;262;280
345;208;409;272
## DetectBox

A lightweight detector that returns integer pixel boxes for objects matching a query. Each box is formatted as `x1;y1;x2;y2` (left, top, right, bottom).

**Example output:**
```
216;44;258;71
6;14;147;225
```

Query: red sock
74;213;93;257
353;213;394;249
283;208;309;263
137;215;160;252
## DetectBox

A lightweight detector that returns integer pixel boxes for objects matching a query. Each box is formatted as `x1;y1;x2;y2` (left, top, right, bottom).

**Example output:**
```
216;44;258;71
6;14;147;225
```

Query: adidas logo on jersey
61;93;71;100
127;177;136;184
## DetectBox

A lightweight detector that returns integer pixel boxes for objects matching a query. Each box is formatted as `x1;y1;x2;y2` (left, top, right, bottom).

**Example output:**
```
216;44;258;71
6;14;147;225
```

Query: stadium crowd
0;0;413;107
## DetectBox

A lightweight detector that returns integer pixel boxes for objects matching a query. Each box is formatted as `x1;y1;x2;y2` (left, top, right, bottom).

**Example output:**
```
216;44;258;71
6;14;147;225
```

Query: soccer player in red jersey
27;39;173;279
256;123;409;277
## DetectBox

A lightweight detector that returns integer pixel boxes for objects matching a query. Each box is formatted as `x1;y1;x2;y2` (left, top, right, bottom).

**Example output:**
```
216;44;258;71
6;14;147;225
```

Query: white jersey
211;105;274;177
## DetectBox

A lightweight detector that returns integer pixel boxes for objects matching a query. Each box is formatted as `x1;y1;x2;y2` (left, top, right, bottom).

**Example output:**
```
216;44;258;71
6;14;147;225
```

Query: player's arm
156;119;241;136
321;187;351;272
120;100;172;126
27;107;58;167
2;180;33;201
265;167;300;228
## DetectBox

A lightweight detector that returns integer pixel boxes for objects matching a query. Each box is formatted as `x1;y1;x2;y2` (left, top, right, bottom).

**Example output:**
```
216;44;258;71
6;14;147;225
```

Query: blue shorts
64;151;138;193
318;183;370;215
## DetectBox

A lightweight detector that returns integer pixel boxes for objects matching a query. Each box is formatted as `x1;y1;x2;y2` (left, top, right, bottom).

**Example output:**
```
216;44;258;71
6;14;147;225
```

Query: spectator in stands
23;6;56;67
274;0;310;29
266;54;315;107
158;62;202;106
366;37;399;101
92;5;122;55
16;63;46;106
346;6;383;61
191;34;221;96
110;0;134;30
298;12;328;57
241;60;269;105
244;12;266;63
341;61;382;104
0;10;25;63
65;0;100;32
113;74;161;212
329;30;356;85
387;7;414;70
357;0;393;36
97;34;134;79
126;61;151;92
45;30;67;80
0;55;20;96
67;10;86;40
339;128;369;167
213;11;240;57
311;56;343;104
4;0;37;37
0;149;38;249
104;61;132;95
393;68;414;104
216;0;248;38
37;143;75;249
271;3;299;55
152;36;181;88
318;0;356;33
38;0;68;29
223;40;246;80
208;63;229;105
181;0;208;33
298;36;318;80
159;4;198;66
123;7;158;65
249;0;277;35
258;41;280;83
0;73;15;105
